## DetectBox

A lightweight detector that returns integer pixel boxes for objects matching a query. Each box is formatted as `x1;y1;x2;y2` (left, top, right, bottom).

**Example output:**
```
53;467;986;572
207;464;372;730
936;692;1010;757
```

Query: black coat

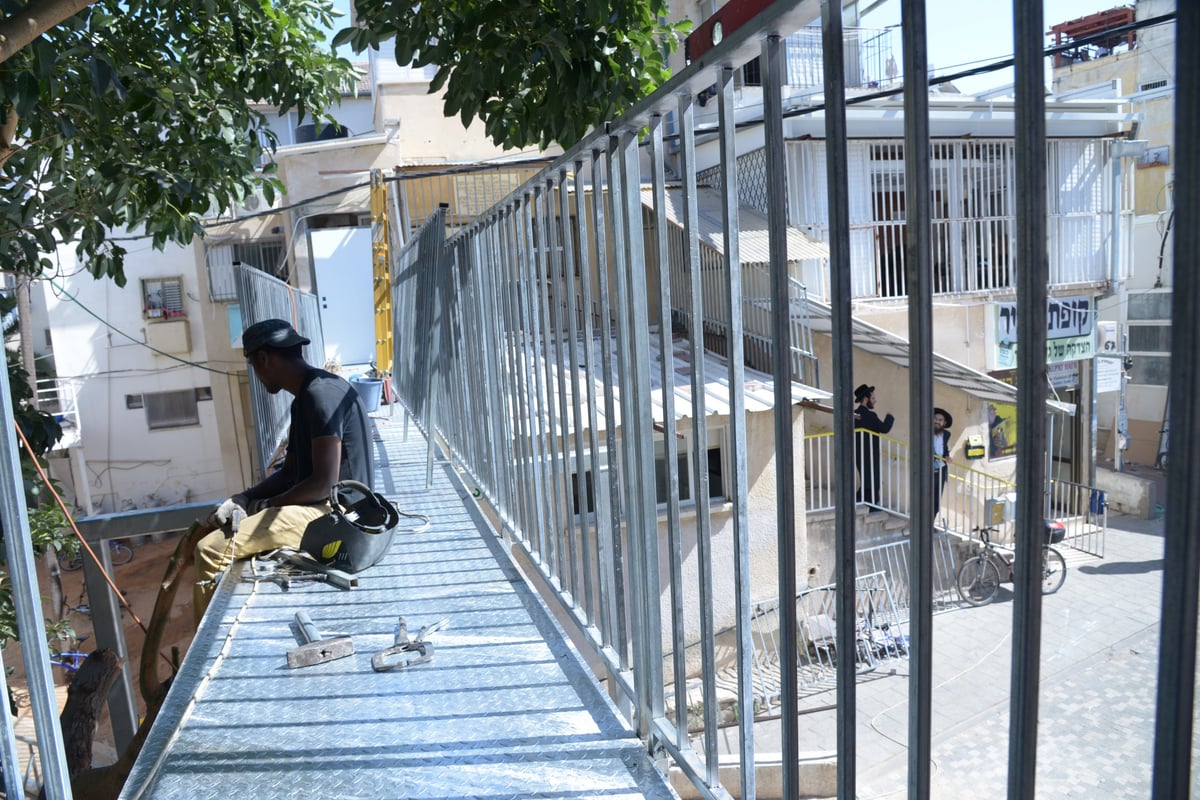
854;405;895;469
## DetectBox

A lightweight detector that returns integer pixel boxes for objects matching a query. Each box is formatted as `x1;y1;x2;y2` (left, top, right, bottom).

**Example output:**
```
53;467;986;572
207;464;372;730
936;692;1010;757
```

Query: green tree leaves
340;0;689;150
0;0;359;284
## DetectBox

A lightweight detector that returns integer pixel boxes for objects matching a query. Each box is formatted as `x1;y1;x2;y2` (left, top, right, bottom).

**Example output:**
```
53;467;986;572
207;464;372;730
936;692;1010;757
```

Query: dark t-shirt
286;369;374;491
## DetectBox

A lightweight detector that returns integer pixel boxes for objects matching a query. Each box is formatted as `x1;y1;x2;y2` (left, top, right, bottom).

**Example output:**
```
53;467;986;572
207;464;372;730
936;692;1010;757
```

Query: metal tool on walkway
371;616;447;672
249;549;359;591
286;611;354;668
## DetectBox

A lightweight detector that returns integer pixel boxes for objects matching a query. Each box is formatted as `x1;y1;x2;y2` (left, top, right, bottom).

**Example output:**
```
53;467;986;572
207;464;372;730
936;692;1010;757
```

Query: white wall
43;237;227;513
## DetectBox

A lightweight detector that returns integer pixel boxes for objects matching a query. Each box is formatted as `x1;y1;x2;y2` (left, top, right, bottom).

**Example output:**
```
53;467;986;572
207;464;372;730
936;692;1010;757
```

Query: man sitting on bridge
193;319;374;624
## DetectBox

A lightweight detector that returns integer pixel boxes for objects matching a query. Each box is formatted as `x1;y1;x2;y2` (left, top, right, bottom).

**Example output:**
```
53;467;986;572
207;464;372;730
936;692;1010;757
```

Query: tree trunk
139;520;210;705
58;649;123;777
16;277;36;401
46;550;65;628
69;676;174;800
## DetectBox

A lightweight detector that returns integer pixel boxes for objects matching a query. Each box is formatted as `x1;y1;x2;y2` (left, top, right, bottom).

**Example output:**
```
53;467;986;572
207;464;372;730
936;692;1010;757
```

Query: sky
862;0;1138;95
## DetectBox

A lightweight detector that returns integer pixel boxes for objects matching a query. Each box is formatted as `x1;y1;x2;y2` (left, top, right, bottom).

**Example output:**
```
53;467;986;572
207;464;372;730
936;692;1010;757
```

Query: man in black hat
933;407;953;518
193;319;375;624
853;383;894;508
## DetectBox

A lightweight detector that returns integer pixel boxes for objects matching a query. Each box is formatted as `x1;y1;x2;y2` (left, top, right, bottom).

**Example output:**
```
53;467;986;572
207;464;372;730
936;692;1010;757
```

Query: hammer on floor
286;610;354;668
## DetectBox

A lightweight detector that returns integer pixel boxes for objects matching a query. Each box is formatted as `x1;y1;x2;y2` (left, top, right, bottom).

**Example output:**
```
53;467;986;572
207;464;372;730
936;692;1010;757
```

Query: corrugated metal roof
527;332;831;436
642;187;830;263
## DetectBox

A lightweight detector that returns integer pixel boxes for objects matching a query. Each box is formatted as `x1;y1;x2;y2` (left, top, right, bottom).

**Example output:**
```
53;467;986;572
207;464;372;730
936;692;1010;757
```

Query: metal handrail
804;429;1106;553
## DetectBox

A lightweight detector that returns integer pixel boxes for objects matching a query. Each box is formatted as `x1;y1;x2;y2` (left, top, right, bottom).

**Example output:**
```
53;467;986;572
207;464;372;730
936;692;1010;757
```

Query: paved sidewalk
760;512;1181;798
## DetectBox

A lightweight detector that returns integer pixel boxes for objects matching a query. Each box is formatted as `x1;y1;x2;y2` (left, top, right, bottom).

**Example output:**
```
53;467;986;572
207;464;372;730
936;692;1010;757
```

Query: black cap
934;407;953;428
854;383;874;403
242;319;310;355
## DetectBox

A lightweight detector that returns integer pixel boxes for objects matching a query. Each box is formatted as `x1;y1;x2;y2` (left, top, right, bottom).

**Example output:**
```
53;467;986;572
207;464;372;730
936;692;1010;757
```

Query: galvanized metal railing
805;428;1107;556
379;3;1196;800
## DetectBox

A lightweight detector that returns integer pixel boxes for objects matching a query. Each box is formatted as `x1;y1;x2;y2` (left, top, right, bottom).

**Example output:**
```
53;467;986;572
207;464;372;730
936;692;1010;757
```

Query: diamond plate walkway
121;412;674;799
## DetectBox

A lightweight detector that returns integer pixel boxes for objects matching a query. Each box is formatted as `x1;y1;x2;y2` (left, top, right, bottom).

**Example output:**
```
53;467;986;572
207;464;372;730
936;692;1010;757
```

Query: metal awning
521;332;832;436
642;187;830;263
806;299;1074;412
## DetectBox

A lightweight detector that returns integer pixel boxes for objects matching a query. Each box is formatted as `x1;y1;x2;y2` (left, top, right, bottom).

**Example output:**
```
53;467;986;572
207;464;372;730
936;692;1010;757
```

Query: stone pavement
744;511;1186;798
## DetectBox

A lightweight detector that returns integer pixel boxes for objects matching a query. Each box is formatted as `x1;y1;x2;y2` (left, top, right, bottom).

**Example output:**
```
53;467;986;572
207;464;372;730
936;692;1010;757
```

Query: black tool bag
299;480;399;573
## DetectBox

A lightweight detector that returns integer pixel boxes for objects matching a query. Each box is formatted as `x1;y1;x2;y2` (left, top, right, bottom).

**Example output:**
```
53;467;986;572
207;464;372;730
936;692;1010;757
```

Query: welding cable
395;505;431;533
12;419;148;633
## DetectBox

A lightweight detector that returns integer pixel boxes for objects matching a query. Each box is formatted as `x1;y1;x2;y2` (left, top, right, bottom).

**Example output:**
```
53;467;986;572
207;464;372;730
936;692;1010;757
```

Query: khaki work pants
193;503;331;625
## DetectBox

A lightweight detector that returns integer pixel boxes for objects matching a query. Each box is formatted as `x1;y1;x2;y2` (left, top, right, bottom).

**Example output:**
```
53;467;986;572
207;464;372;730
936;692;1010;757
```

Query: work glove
209;493;250;534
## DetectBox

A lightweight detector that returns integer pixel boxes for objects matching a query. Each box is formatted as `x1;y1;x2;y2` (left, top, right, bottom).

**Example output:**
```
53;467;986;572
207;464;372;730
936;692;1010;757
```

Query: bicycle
48;634;91;676
58;539;134;571
956;521;1068;606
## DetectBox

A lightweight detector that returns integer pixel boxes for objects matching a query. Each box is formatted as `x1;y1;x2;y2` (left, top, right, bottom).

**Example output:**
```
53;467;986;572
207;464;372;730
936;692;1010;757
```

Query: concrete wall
1095;466;1158;519
661;405;812;679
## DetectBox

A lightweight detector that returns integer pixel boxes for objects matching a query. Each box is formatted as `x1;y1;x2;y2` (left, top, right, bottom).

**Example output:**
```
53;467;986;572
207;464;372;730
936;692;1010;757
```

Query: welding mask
299;480;399;573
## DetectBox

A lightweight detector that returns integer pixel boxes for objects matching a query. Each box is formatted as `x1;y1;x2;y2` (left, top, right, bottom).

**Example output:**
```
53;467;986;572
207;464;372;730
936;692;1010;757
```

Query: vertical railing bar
649;111;689;753
591;145;628;665
423;212;446;488
535;183;568;590
821;3;859;796
608;132;639;677
677;89;722;782
900;1;935;796
549;174;582;601
551;175;579;601
471;229;500;511
1011;0;1050;797
558;172;592;621
489;222;516;522
513;200;547;563
0;373;71;799
492;212;520;536
616;126;664;736
531;192;558;573
574;157;609;642
511;204;539;550
761;31;800;798
716;63;756;800
1153;2;1199;796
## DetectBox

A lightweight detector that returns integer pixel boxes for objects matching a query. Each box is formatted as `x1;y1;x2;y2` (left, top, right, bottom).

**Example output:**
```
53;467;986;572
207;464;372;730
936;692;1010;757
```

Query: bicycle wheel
109;542;134;566
58;550;83;572
1041;546;1067;594
957;556;1001;606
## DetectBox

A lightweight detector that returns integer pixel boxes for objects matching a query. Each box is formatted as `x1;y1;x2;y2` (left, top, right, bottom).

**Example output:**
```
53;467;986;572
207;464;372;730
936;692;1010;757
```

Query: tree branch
0;0;97;65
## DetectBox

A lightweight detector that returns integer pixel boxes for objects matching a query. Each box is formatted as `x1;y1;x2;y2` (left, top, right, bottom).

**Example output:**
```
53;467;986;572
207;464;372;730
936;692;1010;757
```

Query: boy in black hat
853;384;894;507
194;319;375;624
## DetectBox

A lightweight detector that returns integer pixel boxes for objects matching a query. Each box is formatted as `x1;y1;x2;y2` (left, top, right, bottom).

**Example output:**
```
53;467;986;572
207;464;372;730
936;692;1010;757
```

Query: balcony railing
805;429;1108;555
35;376;82;450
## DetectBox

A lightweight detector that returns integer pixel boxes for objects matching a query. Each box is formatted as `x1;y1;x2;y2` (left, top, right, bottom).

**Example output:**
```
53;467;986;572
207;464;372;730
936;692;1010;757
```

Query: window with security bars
207;240;288;301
